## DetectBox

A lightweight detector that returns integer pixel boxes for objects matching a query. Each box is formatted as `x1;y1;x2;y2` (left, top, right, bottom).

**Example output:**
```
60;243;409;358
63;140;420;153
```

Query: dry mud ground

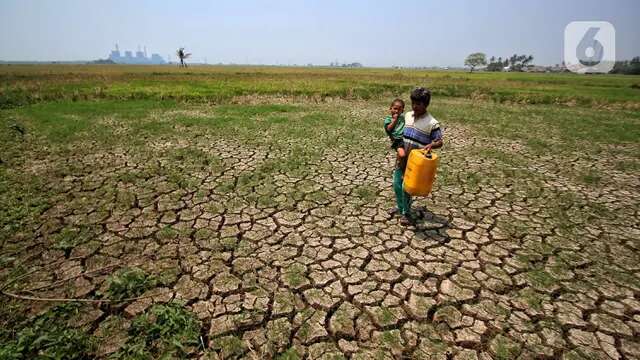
1;97;639;359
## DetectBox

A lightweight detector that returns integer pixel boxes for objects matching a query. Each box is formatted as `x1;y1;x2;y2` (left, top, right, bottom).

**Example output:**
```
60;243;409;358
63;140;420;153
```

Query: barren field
1;65;639;359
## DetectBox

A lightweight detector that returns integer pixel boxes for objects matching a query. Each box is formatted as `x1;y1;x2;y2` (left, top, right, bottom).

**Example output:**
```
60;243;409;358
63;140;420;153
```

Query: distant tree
490;56;496;63
526;55;534;65
510;54;518;67
464;52;487;72
611;56;640;75
176;48;191;68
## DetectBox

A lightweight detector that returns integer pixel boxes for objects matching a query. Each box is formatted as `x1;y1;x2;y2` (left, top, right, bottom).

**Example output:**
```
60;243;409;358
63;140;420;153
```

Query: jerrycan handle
424;149;432;159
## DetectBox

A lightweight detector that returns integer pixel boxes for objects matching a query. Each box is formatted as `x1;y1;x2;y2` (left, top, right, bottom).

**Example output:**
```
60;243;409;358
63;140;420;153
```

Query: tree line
465;52;640;74
611;57;640;75
464;53;534;72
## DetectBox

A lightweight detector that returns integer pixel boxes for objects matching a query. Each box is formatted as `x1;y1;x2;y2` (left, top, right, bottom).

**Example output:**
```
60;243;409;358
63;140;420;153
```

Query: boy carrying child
385;88;443;225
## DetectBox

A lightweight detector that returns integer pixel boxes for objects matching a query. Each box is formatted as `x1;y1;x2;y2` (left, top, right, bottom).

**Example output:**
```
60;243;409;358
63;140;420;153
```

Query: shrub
0;303;95;359
112;302;202;359
103;267;157;301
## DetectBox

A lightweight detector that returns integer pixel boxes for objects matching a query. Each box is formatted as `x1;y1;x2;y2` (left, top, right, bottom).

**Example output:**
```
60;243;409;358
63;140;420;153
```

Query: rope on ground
0;290;160;303
0;256;86;291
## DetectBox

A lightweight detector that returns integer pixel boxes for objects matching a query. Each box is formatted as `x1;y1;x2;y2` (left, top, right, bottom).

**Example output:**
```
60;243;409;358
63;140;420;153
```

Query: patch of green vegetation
0;302;95;359
215;179;236;194
210;335;246;359
499;218;529;238
113;302;201;360
102;267;157;301
526;268;557;288
156;226;179;241
476;147;524;166
8;100;172;144
167;147;223;171
296;322;310;340
220;237;238;251
52;226;93;254
115;189;137;209
381;330;402;348
3;66;640;110
276;347;301;360
115;170;146;184
614;159;640;172
525;138;550;153
284;264;307;287
215;104;300;117
165;168;200;190
257;194;278;208
579;169;602;186
0;167;51;244
353;184;378;202
517;288;545;310
492;334;521;360
306;190;330;204
464;172;481;188
0;301;26;345
379;307;395;324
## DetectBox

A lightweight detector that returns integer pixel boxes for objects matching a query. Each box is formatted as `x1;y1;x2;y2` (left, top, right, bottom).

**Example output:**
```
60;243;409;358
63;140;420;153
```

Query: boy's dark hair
390;98;405;108
410;87;431;107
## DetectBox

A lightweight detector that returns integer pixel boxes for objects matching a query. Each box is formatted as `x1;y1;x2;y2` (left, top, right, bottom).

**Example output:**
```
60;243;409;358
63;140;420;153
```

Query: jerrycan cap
425;150;433;159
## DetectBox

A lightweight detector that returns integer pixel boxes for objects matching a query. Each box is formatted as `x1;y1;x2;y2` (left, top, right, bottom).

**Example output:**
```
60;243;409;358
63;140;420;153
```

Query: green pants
393;168;412;215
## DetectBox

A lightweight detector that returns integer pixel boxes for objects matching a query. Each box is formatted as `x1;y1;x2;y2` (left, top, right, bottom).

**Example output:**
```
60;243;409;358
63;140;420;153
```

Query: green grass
2;65;639;109
209;335;246;359
492;334;521;360
525;268;557;288
113;302;202;359
284;264;307;287
52;226;94;255
353;184;378;202
276;348;301;360
102;267;158;301
0;302;95;359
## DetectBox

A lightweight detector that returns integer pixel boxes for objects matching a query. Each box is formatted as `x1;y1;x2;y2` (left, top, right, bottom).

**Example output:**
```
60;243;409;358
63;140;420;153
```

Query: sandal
400;214;416;226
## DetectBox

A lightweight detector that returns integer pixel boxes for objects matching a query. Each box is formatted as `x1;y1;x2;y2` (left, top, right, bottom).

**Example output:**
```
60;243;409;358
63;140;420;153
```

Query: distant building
108;44;166;65
523;65;547;73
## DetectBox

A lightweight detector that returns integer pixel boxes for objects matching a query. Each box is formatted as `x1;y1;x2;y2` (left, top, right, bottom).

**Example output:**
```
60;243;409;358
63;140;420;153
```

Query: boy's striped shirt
402;111;443;150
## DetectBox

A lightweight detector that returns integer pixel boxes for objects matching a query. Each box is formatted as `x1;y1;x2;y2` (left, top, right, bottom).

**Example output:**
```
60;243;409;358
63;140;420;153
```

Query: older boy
395;87;443;225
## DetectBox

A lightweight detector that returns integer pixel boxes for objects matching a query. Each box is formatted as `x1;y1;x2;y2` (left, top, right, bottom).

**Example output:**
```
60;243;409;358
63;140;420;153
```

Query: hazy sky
1;0;638;66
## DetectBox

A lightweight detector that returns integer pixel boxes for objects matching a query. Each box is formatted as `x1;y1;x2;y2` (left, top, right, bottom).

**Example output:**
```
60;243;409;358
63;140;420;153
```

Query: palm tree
176;48;192;68
525;55;534;66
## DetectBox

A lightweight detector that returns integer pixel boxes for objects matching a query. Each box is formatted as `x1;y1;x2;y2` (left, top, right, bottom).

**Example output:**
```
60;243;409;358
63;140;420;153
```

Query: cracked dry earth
3;101;640;360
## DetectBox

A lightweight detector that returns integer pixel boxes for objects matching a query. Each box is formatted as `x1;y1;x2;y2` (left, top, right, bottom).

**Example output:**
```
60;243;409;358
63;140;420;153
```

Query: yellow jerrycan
403;149;439;196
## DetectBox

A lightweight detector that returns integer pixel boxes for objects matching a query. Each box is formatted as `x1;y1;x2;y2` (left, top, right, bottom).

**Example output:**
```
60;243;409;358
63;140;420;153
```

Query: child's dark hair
390;98;405;108
410;87;431;107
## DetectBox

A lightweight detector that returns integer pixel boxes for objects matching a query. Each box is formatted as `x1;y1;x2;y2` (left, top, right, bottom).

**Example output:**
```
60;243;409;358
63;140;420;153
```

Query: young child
384;98;407;217
395;87;444;225
383;98;406;158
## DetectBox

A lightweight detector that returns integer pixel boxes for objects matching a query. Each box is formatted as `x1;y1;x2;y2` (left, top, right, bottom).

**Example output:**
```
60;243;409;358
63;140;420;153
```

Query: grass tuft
102;267;157;301
113;302;202;359
0;303;95;359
